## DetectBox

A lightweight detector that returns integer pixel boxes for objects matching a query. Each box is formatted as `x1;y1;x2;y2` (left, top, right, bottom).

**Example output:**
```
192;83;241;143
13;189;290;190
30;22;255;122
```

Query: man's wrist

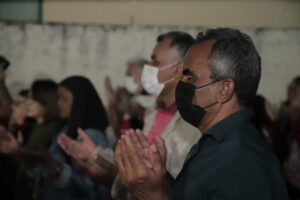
87;145;101;164
143;190;169;200
153;190;169;200
141;185;169;200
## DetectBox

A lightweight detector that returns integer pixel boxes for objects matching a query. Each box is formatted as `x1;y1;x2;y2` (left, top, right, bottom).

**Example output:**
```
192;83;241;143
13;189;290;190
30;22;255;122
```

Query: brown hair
287;76;300;103
31;80;59;122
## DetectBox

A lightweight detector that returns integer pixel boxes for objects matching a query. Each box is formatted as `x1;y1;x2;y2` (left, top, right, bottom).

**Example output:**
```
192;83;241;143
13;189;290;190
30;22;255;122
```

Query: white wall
44;0;300;28
0;22;299;106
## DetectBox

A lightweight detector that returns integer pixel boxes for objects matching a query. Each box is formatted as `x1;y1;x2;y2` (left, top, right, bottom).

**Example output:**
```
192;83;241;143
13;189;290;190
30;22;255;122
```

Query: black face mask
175;80;218;128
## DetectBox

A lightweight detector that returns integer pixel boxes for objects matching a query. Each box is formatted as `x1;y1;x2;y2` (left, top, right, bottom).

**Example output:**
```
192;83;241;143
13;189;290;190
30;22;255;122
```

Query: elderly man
105;58;150;141
115;28;289;200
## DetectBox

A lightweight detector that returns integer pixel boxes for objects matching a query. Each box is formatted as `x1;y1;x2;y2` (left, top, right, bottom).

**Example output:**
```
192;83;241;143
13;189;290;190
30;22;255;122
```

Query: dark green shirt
171;109;289;200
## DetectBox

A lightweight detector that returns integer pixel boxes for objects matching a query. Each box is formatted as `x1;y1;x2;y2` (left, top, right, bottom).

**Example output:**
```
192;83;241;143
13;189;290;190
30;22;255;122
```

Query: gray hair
157;31;195;58
196;28;261;106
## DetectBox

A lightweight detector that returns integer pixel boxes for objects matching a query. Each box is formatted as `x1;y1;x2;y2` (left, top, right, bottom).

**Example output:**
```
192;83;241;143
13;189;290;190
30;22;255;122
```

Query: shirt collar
204;108;254;143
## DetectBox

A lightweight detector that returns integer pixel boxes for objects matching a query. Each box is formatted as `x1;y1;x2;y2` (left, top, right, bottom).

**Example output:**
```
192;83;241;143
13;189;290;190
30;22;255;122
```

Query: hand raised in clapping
114;129;169;200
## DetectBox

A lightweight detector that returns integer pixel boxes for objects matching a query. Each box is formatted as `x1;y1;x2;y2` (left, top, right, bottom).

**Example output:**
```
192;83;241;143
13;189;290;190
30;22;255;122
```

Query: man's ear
175;62;184;79
217;78;235;103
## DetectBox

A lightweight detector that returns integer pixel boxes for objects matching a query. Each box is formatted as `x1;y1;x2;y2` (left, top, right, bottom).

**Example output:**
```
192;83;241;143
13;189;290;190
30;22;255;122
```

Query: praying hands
114;129;170;200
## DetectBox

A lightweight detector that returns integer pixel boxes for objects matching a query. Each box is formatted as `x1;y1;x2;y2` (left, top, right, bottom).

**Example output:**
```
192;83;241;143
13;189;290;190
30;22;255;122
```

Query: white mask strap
159;62;179;71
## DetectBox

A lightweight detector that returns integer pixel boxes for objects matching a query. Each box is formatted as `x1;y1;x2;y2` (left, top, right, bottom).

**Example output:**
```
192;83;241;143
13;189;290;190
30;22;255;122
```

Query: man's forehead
184;40;215;64
151;39;176;59
154;38;173;50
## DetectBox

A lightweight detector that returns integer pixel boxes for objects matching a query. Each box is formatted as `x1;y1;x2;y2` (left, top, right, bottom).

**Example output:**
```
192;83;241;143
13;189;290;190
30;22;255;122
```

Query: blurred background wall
0;0;300;106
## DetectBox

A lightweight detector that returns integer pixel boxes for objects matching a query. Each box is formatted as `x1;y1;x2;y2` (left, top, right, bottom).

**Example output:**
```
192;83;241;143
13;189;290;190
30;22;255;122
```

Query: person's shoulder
215;129;287;199
83;128;104;135
81;128;106;141
220;124;277;169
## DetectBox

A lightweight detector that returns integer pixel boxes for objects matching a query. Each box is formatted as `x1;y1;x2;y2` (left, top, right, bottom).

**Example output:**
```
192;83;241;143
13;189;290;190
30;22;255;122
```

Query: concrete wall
0;22;299;106
43;0;300;28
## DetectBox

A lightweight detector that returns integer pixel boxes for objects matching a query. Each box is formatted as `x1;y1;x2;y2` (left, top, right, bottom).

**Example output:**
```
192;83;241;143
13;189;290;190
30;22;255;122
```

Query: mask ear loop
194;80;221;109
159;62;179;71
195;79;219;89
202;101;219;109
158;62;180;84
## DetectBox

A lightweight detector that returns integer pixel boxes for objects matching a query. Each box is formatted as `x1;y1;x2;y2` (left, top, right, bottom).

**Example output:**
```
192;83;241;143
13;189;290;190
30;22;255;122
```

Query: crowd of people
0;28;299;200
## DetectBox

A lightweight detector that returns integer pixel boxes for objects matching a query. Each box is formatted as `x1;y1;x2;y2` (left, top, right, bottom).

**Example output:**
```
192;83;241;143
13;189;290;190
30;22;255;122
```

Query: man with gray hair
124;58;148;95
115;28;289;200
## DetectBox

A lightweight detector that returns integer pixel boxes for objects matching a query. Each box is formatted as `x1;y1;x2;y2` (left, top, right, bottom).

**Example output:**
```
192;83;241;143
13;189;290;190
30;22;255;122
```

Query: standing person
0;55;13;127
115;28;289;200
105;58;150;139
279;76;300;199
24;80;63;149
274;76;300;165
36;76;111;200
9;89;33;144
252;94;278;145
0;80;63;200
58;32;200;200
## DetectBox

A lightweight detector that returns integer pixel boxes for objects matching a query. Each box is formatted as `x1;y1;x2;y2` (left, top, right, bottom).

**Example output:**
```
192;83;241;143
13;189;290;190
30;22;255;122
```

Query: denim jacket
36;128;111;200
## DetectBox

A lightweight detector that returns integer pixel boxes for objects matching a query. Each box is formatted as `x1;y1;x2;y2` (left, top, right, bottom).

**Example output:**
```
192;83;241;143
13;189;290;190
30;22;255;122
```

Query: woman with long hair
37;76;111;200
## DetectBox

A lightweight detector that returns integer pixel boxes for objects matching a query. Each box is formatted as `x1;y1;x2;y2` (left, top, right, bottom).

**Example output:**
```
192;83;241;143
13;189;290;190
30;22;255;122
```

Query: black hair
287;76;300;104
157;31;195;58
31;80;59;122
195;28;261;106
59;76;109;139
0;55;10;69
252;95;272;137
19;89;29;98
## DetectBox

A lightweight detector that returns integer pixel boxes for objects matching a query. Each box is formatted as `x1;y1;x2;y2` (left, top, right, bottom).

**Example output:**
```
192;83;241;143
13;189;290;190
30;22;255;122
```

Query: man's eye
187;76;193;81
186;74;193;81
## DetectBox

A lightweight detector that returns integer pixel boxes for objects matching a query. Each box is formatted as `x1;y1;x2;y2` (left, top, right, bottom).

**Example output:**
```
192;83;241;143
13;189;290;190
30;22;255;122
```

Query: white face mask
134;95;156;109
141;63;176;96
124;76;138;94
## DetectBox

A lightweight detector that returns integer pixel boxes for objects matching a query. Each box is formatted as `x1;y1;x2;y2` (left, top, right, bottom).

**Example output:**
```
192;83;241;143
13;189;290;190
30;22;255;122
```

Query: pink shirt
147;103;177;144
